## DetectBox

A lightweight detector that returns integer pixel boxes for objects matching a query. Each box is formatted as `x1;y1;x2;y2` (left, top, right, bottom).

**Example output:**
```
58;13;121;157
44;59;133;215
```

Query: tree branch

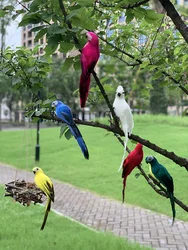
148;174;188;212
33;112;188;212
99;35;142;64
92;71;119;126
58;0;80;46
35;112;188;171
158;0;188;44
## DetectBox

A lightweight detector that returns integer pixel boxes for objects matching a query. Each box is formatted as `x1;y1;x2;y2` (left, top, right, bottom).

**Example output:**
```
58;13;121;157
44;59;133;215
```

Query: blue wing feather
55;102;89;159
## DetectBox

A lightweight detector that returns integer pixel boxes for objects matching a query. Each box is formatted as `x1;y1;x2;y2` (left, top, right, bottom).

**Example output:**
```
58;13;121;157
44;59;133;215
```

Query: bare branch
33;112;188;212
34;112;188;171
92;71;119;126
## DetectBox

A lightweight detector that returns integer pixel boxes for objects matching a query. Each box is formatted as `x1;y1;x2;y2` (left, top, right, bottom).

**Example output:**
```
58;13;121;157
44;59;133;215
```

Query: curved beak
117;93;121;97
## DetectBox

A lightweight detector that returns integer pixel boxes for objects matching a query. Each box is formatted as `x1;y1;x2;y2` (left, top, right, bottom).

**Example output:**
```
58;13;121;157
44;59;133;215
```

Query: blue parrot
51;100;89;159
145;156;175;225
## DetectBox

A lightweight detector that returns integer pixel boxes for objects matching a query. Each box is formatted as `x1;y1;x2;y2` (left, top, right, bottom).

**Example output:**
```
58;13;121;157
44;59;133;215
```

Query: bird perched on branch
80;31;100;108
113;85;134;171
52;100;89;159
122;143;143;203
33;167;54;230
145;156;176;225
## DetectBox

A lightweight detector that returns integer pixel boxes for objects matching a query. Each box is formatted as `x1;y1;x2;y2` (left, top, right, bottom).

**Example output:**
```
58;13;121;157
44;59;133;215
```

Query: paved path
0;163;188;250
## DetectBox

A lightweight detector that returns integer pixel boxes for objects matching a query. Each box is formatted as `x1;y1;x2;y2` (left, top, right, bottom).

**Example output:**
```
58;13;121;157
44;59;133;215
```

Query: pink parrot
122;143;143;203
79;31;100;108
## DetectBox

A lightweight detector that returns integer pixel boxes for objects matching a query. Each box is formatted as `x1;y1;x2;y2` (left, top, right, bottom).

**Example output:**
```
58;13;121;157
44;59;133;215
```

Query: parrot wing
154;165;174;193
60;111;74;125
123;108;134;135
60;111;89;159
44;181;55;202
80;53;89;77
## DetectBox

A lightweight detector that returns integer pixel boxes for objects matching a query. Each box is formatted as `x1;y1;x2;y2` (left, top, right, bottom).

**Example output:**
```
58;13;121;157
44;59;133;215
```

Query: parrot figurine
122;143;143;203
113;85;134;171
51;100;89;159
145;156;175;225
79;31;100;108
33;167;54;230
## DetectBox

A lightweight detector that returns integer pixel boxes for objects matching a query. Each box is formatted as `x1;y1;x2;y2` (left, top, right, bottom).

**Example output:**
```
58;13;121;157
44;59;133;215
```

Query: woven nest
4;180;45;206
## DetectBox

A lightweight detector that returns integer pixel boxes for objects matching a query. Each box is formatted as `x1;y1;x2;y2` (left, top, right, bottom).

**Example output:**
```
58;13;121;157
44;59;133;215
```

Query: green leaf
30;0;44;11
64;128;72;140
61;57;74;71
35;108;46;116
43;98;54;106
30;25;47;32
19;13;42;26
60;42;74;53
4;5;14;11
145;10;163;20
26;110;35;118
44;44;58;56
71;16;95;30
48;23;66;35
0;10;7;18
60;124;68;138
126;10;134;23
34;28;48;42
144;10;163;23
76;0;94;6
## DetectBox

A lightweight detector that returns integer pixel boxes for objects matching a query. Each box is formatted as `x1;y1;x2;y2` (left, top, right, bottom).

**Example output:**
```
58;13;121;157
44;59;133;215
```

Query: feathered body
113;86;134;170
80;31;100;108
33;167;54;230
52;100;89;159
145;156;175;225
122;143;143;202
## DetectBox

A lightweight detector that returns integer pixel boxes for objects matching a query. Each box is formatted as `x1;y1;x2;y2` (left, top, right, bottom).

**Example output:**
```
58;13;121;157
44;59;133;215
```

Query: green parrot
145;156;175;225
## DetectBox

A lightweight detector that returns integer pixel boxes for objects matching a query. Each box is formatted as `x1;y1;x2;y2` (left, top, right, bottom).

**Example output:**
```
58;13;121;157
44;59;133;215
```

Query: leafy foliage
0;0;187;115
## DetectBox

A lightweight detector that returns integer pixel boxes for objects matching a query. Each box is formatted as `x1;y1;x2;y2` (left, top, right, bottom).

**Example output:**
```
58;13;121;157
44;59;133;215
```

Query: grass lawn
0;187;151;250
0;114;188;221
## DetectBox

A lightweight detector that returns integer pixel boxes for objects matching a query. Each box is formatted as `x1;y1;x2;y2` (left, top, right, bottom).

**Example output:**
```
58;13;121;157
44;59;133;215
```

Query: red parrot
79;31;100;108
122;143;143;203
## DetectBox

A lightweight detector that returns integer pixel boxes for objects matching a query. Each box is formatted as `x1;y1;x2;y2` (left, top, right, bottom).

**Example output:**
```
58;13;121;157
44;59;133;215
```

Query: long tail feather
122;176;127;203
168;192;176;226
41;198;51;230
118;128;128;172
77;137;89;159
69;124;89;159
79;74;91;108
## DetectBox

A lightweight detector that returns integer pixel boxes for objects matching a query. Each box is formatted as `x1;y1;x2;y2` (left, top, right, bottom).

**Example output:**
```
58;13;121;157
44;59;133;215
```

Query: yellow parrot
32;167;55;230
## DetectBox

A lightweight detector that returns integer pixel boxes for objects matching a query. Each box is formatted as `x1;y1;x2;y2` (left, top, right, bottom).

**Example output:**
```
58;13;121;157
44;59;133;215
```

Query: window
28;40;32;47
28;31;32;38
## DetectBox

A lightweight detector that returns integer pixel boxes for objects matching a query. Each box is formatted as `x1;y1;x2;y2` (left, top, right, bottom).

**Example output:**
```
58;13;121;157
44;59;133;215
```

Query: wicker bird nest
4;180;45;206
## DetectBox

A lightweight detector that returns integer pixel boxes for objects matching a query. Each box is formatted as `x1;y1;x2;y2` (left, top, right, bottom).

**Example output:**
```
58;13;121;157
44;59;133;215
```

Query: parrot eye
147;156;154;162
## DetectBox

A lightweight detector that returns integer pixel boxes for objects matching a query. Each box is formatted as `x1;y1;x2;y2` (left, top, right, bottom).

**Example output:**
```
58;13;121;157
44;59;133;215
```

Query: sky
5;17;22;49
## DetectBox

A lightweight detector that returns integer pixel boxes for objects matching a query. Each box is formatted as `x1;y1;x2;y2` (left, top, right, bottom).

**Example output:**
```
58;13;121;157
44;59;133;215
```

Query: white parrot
113;85;134;171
